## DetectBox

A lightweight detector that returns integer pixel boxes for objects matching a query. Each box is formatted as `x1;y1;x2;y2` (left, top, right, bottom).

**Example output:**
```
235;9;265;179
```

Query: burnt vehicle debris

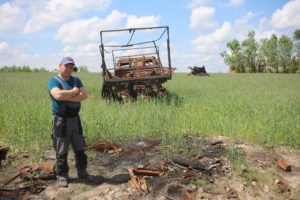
99;26;175;101
188;65;209;76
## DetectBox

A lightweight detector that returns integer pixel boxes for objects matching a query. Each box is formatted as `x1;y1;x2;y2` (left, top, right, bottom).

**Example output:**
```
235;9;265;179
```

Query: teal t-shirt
48;76;83;114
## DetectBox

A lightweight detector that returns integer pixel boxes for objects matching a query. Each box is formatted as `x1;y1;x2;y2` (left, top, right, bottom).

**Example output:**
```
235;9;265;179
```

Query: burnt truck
99;26;175;101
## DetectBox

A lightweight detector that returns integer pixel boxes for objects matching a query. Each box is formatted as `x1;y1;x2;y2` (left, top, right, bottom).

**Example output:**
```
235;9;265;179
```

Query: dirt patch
1;136;299;200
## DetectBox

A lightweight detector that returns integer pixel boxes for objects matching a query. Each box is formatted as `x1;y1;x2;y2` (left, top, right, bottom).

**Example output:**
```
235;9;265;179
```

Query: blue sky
0;0;299;72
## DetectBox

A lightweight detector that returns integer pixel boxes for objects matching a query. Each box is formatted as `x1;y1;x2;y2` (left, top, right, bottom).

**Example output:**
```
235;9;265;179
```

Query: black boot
56;153;69;187
74;151;93;182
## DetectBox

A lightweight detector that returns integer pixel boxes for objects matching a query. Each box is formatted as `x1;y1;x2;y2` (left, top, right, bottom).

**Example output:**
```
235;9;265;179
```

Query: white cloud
0;42;10;55
234;12;255;26
54;10;161;71
55;9;161;44
193;22;234;50
24;0;111;33
181;22;234;72
0;41;58;69
190;6;216;32
271;0;300;29
59;43;101;71
61;44;98;57
192;11;262;53
225;0;245;7
186;11;257;72
55;10;127;44
0;2;24;34
0;42;27;61
126;15;160;28
186;0;212;8
255;17;278;40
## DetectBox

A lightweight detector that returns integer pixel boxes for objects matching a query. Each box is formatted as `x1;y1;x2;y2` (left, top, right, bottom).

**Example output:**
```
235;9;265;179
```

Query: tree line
221;29;300;73
0;65;89;72
0;65;48;72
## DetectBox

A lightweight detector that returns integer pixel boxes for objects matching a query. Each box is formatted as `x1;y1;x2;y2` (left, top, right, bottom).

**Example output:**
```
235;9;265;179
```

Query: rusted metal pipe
275;159;291;172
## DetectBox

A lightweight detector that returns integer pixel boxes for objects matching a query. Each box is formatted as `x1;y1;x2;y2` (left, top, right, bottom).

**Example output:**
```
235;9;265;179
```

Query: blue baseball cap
60;57;75;65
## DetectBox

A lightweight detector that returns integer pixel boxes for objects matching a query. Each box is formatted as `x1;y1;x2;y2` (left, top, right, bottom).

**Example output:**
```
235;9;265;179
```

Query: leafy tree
79;66;89;72
39;67;48;72
242;31;258;72
294;29;300;40
221;39;244;72
259;34;279;72
278;35;293;72
293;29;300;72
221;29;300;73
22;66;31;72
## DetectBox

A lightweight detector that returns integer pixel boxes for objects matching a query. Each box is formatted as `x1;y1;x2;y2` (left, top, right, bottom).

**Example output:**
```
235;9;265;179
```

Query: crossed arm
50;87;88;102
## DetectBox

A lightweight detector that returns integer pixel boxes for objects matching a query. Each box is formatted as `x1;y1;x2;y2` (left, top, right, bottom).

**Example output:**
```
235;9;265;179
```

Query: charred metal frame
99;26;172;83
99;26;173;100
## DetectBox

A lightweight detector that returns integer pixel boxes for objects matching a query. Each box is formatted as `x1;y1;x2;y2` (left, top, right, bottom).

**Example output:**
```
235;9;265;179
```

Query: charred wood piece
0;146;9;167
210;141;223;146
172;156;211;174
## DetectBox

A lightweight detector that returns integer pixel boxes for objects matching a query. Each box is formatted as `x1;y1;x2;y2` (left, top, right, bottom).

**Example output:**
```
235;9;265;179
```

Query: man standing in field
48;57;92;187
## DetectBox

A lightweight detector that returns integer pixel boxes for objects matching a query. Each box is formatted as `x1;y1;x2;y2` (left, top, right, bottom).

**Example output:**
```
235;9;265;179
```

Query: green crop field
0;72;299;155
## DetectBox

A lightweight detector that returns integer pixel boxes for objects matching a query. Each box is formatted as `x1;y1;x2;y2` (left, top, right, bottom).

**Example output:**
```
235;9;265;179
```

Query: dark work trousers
52;114;87;178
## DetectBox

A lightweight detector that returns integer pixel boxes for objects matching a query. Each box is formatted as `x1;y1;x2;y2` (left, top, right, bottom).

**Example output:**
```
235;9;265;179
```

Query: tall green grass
0;72;299;153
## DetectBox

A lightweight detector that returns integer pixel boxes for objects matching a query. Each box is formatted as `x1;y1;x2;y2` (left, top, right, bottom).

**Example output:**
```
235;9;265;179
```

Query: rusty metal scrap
140;176;149;194
128;167;162;176
0;160;55;199
0;179;45;200
38;161;56;174
127;166;163;194
128;176;149;194
85;140;123;155
275;159;291;172
18;179;46;194
127;167;152;194
115;56;173;79
19;160;56;180
127;167;148;194
129;175;143;193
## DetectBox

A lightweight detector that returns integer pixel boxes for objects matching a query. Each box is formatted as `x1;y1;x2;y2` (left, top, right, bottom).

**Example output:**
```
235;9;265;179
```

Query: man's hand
69;88;88;102
51;87;80;101
72;86;80;96
50;87;88;102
